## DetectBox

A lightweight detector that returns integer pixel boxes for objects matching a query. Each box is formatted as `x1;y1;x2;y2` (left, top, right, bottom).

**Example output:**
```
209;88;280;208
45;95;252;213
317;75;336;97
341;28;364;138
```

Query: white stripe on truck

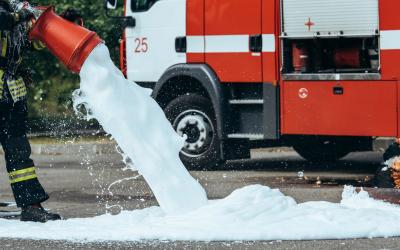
381;30;400;50
206;35;249;53
262;34;276;52
186;35;276;53
187;36;204;53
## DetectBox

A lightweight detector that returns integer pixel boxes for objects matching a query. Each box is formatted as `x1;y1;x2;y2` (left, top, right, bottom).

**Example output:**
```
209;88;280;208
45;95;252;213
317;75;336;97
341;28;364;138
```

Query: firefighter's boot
20;205;61;222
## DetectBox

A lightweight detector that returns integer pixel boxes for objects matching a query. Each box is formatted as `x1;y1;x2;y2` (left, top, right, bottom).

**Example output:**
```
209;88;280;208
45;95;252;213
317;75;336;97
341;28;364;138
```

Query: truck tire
164;94;221;170
293;138;351;162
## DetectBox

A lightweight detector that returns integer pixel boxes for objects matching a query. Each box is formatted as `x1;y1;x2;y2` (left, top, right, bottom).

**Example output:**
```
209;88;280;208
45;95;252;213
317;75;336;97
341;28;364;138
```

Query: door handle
175;37;187;53
333;86;344;95
249;34;262;53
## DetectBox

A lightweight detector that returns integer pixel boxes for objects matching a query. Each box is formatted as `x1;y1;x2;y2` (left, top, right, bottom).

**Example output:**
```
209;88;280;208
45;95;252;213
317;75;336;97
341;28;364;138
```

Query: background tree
26;1;123;134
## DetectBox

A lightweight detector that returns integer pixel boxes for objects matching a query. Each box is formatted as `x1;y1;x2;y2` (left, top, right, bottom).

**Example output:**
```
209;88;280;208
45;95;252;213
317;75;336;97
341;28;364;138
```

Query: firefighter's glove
0;10;16;30
60;8;83;23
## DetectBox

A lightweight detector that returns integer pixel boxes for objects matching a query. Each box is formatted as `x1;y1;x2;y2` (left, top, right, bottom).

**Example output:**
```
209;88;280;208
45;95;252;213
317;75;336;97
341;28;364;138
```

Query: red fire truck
105;0;399;169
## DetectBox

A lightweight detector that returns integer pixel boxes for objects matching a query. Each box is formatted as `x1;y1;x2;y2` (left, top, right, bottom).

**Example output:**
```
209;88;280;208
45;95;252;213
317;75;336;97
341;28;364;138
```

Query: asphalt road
0;148;396;250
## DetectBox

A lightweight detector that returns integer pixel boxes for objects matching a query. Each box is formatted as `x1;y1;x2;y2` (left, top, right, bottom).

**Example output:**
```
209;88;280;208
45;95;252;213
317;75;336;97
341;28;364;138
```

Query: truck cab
106;0;400;169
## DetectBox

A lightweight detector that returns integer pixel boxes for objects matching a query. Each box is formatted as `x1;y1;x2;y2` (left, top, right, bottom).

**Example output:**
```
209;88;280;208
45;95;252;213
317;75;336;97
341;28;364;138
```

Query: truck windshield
131;0;158;12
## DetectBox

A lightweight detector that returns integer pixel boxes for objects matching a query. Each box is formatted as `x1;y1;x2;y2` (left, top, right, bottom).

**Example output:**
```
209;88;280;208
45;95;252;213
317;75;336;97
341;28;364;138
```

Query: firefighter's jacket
0;2;44;103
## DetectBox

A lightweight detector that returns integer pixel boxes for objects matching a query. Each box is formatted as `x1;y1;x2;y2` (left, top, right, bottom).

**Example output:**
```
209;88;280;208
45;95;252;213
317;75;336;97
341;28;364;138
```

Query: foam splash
73;44;207;214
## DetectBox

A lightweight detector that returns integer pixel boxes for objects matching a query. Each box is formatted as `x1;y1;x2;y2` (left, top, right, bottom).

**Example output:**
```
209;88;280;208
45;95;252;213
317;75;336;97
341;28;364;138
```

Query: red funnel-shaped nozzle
29;6;102;73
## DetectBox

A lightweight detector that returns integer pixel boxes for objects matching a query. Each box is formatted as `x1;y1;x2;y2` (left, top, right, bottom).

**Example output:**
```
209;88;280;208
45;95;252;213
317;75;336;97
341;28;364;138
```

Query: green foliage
25;1;123;130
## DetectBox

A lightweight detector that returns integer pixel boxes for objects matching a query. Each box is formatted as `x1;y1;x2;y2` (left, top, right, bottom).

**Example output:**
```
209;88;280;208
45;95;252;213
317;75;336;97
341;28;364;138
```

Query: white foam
2;185;400;241
73;44;207;215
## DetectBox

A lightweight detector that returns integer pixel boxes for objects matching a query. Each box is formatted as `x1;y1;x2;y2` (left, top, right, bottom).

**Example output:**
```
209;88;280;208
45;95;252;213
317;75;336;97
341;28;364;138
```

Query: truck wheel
164;94;221;170
293;138;351;162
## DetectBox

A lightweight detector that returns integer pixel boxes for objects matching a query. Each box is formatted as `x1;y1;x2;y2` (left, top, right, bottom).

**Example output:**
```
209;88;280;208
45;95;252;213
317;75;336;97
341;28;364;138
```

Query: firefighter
0;1;80;222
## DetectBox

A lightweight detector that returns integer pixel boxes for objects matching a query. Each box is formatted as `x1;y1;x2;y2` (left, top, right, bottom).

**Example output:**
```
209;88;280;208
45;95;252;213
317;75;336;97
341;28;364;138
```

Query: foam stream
73;44;207;214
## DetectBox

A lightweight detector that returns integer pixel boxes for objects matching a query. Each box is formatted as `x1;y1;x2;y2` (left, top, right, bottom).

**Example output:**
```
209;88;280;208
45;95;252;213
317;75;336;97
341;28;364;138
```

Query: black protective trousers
0;100;49;207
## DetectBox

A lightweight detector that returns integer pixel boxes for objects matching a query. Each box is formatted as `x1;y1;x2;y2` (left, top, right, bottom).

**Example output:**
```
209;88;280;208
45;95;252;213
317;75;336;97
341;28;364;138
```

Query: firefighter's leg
0;101;49;208
0;106;18;211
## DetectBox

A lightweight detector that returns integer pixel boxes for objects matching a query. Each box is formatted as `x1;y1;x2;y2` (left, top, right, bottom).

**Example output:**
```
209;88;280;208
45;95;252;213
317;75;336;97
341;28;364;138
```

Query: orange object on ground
29;6;102;73
391;170;400;188
391;158;400;188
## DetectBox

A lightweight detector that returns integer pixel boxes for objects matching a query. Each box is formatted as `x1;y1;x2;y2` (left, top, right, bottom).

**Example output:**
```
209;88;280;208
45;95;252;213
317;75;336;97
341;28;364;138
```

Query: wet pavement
0;148;397;249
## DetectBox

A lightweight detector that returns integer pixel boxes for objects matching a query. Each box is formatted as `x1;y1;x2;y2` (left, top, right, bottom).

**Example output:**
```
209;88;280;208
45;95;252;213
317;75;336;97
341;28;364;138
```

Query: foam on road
1;185;400;241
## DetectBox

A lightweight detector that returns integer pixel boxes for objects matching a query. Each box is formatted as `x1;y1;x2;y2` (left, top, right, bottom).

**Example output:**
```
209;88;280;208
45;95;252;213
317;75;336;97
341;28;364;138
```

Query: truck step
229;99;264;105
227;133;264;140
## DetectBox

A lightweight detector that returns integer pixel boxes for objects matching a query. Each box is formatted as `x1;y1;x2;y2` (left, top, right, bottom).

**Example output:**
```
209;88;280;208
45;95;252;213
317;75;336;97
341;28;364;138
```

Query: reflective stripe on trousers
0;69;27;102
7;77;27;101
9;167;37;184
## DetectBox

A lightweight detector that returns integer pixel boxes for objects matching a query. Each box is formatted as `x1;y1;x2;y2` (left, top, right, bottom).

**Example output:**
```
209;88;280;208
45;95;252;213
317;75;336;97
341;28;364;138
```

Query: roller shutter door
282;0;379;38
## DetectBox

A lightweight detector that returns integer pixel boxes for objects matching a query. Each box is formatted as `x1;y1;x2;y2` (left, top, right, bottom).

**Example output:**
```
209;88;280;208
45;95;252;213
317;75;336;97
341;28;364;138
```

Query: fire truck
105;0;399;169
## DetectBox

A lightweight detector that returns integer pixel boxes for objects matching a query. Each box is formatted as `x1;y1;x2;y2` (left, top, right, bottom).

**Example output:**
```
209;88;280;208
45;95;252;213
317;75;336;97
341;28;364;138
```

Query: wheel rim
173;109;214;158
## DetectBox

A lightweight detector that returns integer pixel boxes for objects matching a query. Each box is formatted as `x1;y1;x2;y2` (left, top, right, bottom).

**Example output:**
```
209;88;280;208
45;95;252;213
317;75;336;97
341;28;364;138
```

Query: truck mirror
122;16;136;28
104;0;135;28
105;0;117;10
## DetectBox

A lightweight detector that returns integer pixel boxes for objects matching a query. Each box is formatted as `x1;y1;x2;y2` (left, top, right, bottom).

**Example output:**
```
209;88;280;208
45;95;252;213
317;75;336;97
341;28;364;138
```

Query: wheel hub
174;110;213;157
